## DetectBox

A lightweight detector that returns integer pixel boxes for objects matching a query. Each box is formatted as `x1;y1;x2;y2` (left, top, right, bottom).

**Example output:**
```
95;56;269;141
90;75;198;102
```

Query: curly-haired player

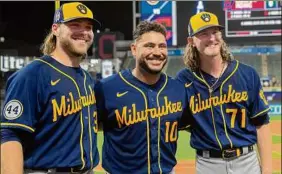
176;11;272;174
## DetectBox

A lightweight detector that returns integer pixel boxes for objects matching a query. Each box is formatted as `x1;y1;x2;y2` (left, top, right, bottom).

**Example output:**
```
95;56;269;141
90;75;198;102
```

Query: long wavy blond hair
40;30;56;55
183;39;233;72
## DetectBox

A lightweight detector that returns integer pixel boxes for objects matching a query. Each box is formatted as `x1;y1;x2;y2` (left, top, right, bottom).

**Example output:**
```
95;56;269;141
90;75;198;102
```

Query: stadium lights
0;37;4;43
196;1;204;14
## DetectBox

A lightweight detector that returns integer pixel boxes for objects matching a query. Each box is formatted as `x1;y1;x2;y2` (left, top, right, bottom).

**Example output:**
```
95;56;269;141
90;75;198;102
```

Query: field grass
271;115;282;121
273;135;282;144
175;131;194;160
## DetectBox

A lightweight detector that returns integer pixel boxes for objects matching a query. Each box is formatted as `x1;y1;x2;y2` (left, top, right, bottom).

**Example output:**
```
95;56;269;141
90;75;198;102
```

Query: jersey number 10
165;121;178;142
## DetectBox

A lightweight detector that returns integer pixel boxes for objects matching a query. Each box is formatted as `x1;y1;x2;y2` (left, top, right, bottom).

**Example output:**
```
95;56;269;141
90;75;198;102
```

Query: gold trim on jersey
251;108;270;118
191;60;240;150
192;73;223;149
0;123;35;132
219;60;239;149
118;73;177;174
34;59;86;170
259;89;268;105
156;74;168;174
82;71;94;169
118;72;151;174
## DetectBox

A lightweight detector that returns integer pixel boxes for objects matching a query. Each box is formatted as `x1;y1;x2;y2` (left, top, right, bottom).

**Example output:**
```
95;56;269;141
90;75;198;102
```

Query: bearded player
1;2;100;174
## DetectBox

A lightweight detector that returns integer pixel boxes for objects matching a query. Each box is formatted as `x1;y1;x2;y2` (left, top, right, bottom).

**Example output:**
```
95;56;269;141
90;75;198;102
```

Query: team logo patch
201;13;211;22
259;89;268;105
77;4;87;14
3;100;23;120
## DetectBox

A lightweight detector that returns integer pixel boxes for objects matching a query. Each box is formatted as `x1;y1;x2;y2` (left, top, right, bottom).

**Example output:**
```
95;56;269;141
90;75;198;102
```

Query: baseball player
1;2;99;174
95;21;191;174
176;11;272;174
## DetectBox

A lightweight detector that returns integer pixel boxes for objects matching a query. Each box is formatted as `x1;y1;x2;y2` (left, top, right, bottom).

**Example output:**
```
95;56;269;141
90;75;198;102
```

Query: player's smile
144;54;167;72
73;38;86;42
65;19;94;47
206;43;219;48
194;31;222;57
72;35;90;42
131;30;168;74
71;35;91;45
148;59;163;66
146;56;166;66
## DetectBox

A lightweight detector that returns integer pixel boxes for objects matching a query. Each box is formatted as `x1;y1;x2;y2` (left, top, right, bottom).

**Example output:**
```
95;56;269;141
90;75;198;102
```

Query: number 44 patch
3;100;23;120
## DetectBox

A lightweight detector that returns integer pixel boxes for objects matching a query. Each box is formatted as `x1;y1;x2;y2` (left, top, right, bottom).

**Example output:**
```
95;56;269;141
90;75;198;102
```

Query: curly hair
183;39;233;72
40;30;56;55
133;21;167;41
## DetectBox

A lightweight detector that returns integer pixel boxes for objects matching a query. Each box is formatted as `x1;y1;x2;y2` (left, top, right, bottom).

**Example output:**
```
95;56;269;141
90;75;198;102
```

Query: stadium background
0;1;281;173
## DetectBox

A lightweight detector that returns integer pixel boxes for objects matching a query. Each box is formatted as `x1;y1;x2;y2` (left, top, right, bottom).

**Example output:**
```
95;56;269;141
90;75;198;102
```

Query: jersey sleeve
249;70;270;125
178;87;193;131
1;70;40;133
175;70;194;130
175;69;187;84
94;80;107;124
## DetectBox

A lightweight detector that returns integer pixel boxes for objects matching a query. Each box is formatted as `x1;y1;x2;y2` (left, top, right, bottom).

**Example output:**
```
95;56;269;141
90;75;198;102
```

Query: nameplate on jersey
115;96;182;128
190;85;248;114
51;87;96;122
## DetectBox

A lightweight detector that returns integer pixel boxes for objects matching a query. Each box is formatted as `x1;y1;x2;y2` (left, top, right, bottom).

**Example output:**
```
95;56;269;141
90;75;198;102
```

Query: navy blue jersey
95;69;191;174
0;56;99;170
176;60;270;151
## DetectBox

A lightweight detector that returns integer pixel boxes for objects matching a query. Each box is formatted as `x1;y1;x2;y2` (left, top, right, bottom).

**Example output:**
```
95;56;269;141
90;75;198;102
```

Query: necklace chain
199;63;226;93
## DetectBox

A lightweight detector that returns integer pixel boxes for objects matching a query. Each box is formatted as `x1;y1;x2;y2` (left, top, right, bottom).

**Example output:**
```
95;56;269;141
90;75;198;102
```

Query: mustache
72;34;91;42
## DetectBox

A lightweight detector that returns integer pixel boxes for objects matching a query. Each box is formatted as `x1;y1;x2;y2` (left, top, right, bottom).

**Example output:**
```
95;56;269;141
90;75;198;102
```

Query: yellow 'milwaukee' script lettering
115;96;182;128
190;85;248;114
51;88;96;122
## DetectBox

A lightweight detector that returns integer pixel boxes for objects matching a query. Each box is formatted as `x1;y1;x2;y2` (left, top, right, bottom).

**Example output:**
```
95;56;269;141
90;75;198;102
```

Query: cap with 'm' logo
53;2;100;26
188;11;224;37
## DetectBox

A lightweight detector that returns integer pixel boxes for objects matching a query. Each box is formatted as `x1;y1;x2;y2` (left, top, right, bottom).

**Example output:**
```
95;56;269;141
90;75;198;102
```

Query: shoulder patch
259;89;268;105
3;100;23;120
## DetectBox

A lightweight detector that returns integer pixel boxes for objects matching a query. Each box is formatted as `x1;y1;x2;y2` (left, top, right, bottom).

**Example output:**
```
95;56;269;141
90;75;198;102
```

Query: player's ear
130;42;137;57
52;24;60;37
187;37;194;46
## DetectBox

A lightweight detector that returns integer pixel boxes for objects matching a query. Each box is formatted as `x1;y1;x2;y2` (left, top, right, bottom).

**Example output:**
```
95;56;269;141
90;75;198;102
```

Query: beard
138;55;168;75
60;38;90;58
